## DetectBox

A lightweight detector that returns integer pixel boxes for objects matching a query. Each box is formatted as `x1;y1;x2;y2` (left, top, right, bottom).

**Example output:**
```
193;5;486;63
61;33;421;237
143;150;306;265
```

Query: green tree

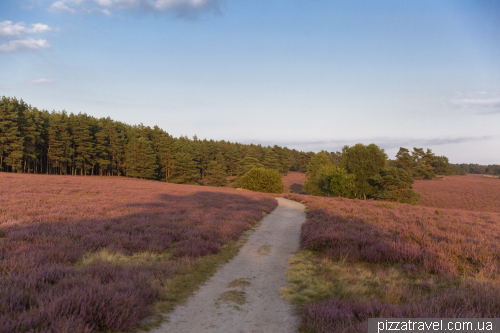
47;112;66;174
71;114;95;175
205;152;228;187
0;98;24;172
170;152;199;184
316;165;355;197
125;136;158;179
241;168;284;193
262;151;281;173
412;148;436;179
371;167;421;205
304;152;333;195
395;147;413;173
95;117;112;176
340;143;387;199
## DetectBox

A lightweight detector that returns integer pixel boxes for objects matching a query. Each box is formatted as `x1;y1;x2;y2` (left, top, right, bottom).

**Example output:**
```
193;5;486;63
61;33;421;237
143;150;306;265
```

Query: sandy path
150;198;306;333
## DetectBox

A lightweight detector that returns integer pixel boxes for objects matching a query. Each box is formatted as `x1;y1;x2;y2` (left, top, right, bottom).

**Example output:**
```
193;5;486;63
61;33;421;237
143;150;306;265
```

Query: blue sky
1;0;499;164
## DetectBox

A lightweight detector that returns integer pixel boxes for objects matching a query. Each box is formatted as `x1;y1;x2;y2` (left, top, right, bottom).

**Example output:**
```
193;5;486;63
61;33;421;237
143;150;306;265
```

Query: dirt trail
150;198;306;333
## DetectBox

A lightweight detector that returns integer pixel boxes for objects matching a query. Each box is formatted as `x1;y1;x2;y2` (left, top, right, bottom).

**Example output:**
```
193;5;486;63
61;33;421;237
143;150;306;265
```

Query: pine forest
0;97;316;182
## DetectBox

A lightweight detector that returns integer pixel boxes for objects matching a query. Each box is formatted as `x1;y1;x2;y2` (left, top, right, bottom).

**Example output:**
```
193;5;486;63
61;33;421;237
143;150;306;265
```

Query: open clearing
149;198;306;333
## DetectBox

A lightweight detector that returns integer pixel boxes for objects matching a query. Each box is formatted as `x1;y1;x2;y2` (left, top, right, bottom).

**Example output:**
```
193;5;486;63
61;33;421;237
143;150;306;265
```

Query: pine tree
125;136;158;179
47;112;64;174
153;129;175;181
371;167;420;205
170;152;199;184
72;114;94;175
58;112;73;175
0;98;24;172
395;147;413;173
263;151;281;173
95;117;111;176
17;106;40;173
412;148;436;179
205;152;228;187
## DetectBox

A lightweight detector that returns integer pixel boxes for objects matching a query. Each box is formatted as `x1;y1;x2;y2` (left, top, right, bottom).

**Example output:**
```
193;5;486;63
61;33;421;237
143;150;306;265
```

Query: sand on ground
149;197;306;333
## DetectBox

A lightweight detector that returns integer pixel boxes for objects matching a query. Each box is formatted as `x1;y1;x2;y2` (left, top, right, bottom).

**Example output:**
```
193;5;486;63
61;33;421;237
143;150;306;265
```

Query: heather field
282;172;307;194
414;175;500;213
0;173;277;333
282;193;500;333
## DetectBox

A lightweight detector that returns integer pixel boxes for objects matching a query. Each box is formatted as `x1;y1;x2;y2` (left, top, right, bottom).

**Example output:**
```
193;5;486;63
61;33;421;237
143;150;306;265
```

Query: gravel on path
149;197;306;333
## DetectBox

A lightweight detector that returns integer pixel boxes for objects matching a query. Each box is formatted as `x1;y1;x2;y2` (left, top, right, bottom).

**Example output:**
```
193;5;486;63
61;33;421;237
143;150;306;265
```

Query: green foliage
125;136;158;179
0;99;23;171
395;147;413;172
304;152;333;195
1;96;406;183
262;151;281;173
170;152;199;184
241;168;284;193
205;153;228;187
395;146;465;178
316;165;355;198
340;143;387;199
237;157;264;177
371;167;420;205
411;148;436;179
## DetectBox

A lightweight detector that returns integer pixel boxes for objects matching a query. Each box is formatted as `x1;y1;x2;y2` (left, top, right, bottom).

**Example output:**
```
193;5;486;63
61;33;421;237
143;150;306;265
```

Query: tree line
0;97;317;182
459;163;500;175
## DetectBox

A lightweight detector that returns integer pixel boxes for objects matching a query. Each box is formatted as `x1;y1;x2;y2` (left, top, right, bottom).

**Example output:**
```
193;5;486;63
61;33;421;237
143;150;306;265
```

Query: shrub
241;168;284;193
371;167;420;205
317;165;355;198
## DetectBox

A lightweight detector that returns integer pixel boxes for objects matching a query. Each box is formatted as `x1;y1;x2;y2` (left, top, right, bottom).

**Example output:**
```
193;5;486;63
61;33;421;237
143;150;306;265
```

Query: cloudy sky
1;0;499;164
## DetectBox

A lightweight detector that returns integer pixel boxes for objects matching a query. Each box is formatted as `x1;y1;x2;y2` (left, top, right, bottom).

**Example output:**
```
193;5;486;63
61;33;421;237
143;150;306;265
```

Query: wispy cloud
248;136;494;153
29;78;56;84
450;98;500;108
48;0;222;16
0;38;50;52
448;97;500;114
0;21;51;37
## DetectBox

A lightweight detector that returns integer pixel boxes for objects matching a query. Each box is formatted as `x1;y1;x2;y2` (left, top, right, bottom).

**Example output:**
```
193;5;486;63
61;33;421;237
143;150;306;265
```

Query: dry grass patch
257;244;272;256
280;251;460;307
217;290;247;306
228;278;252;288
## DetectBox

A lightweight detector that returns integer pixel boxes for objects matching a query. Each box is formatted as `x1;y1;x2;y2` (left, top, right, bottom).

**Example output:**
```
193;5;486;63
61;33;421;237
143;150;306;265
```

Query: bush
371;167;420;205
241;168;284;193
316;165;355;198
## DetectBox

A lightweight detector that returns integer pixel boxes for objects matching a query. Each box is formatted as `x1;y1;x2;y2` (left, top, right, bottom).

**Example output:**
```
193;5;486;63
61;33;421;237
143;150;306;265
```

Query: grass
281;251;460;307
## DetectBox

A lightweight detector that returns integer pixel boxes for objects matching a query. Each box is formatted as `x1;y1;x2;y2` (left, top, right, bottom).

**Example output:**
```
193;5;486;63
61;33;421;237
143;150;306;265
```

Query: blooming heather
281;172;306;194
414;175;500;213
285;193;500;331
0;174;277;332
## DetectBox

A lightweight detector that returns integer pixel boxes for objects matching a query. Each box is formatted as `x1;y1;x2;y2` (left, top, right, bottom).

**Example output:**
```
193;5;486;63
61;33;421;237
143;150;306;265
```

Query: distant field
0;174;276;333
414;175;500;213
283;193;500;332
282;172;306;194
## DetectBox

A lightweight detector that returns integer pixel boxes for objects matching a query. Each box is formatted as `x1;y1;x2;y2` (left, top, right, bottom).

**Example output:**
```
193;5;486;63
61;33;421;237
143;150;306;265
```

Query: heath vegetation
282;182;500;332
0;173;276;332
